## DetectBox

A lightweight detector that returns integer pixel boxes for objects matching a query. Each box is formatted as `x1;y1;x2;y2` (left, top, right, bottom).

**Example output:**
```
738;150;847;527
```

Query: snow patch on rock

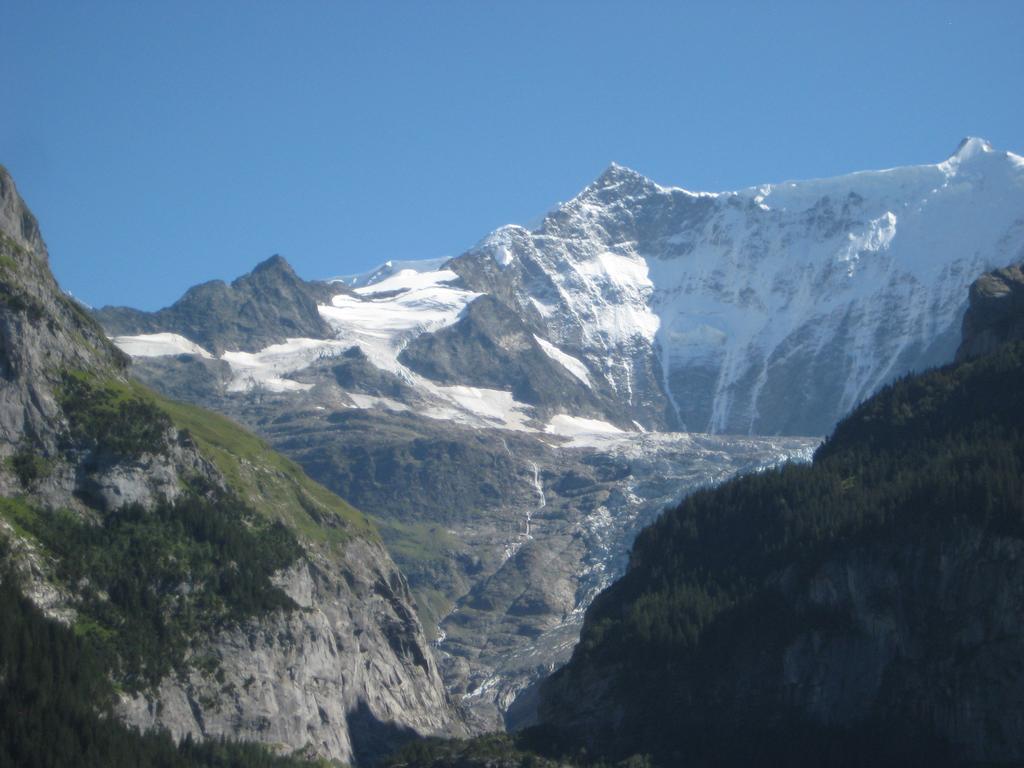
113;333;214;359
534;335;591;387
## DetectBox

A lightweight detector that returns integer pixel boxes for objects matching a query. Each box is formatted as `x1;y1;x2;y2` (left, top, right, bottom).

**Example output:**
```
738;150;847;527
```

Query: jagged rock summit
584;161;661;198
95;253;340;355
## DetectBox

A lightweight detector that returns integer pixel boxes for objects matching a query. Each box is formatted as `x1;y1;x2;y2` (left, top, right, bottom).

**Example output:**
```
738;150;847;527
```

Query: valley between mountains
1;137;1023;766
94;137;1024;732
100;252;818;731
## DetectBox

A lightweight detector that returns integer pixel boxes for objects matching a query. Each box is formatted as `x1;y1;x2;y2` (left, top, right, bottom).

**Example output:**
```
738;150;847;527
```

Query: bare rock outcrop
957;262;1024;360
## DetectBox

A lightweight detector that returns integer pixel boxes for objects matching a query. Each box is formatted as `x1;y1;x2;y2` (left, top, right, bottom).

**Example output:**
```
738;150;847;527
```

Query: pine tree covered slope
0;551;324;768
534;280;1024;765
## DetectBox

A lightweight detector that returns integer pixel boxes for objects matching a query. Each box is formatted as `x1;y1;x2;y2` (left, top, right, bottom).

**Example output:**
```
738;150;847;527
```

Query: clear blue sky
3;1;1022;310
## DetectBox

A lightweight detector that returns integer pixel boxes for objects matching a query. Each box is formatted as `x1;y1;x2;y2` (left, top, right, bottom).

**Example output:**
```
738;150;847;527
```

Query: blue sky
3;1;1022;310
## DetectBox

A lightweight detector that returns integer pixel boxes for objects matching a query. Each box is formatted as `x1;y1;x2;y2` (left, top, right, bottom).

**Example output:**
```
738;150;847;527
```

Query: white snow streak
112;333;213;359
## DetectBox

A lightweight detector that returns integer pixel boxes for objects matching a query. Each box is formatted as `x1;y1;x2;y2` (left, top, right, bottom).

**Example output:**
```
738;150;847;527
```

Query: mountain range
92;137;1024;728
101;138;1024;437
3;137;1023;765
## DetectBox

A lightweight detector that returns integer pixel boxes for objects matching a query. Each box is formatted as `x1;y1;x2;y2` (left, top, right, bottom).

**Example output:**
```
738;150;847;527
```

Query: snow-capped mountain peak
949;135;994;162
448;139;1024;435
329;256;452;288
591;161;654;188
572;162;668;209
110;140;1024;438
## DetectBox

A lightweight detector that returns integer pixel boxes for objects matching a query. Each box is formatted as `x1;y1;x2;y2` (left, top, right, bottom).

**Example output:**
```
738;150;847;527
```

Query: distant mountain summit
449;136;1024;434
102;138;1024;436
95;253;340;354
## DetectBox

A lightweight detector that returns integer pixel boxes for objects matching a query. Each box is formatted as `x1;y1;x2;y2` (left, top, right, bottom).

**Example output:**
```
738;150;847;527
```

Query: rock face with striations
0;165;461;765
121;540;453;764
397;294;616;423
957;262;1024;360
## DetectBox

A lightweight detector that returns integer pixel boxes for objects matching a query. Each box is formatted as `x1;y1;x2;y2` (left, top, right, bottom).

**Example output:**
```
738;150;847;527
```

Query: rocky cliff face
957;262;1024;360
0;165;461;765
396;294;616;423
122;540;452;765
0;166;127;463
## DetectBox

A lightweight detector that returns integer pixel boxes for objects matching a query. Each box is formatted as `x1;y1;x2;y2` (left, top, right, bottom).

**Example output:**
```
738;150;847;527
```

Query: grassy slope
373;516;461;637
147;381;376;544
56;370;377;546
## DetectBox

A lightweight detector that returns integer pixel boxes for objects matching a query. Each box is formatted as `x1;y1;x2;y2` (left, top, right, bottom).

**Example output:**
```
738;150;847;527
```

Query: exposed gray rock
121;540;455;765
957;262;1024;360
94;254;340;354
398;295;619;424
123;353;234;403
433;430;817;731
0;516;76;625
329;346;418;399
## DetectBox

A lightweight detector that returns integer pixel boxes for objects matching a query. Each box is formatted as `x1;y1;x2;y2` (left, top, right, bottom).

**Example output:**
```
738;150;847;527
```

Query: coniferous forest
528;339;1024;766
0;549;319;768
